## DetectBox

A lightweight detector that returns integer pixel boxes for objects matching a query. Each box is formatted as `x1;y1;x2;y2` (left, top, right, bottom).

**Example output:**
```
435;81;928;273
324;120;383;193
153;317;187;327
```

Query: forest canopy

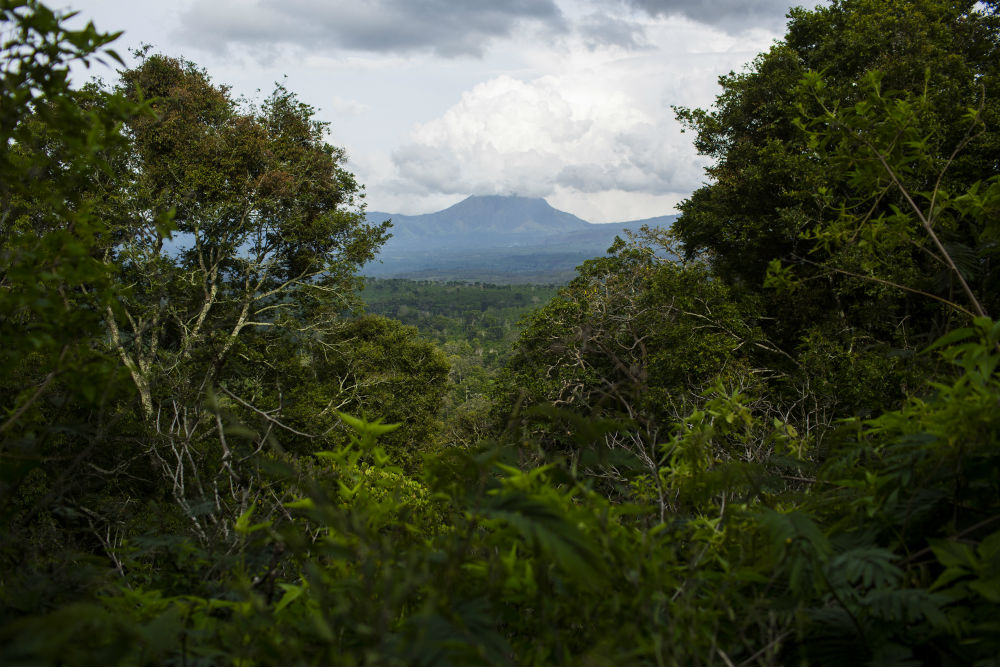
2;0;1000;665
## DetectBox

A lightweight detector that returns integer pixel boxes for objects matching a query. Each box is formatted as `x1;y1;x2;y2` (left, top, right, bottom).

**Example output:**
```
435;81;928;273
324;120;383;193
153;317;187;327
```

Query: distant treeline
359;278;559;345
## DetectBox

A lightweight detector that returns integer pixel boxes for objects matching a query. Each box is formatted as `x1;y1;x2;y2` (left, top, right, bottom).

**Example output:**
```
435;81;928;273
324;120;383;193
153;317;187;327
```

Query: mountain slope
363;195;677;283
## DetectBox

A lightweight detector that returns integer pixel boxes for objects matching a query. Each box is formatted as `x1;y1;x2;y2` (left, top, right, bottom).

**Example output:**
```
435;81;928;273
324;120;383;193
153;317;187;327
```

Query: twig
217;385;324;439
791;254;976;318
867;144;987;318
738;631;793;667
903;513;1000;566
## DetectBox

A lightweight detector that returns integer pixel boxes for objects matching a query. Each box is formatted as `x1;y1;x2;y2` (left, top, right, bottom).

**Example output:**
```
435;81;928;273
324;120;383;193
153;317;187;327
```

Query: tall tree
495;230;776;508
0;0;135;443
0;0;147;622
674;0;1000;355
70;53;395;546
95;53;389;419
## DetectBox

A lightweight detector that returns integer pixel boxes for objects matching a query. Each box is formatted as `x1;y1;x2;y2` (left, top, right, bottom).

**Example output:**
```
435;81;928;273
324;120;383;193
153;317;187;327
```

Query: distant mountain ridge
363;195;677;283
368;195;589;244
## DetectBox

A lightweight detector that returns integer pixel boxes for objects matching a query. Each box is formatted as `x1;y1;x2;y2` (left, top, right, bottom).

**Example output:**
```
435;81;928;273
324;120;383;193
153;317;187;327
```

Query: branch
217;385;324;439
902;513;1000;566
791;254;976;318
866;142;987;318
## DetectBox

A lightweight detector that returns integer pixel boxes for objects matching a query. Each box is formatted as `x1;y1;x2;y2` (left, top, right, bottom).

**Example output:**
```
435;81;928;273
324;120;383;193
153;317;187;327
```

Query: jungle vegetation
2;0;1000;664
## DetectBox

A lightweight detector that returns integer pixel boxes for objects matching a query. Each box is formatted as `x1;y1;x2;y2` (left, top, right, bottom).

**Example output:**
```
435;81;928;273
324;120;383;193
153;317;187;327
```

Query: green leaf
337;411;402;436
922;327;975;354
977;530;1000;563
274;583;306;613
338;480;363;500
930;540;978;570
828;546;901;588
760;509;832;559
234;502;256;535
482;491;608;582
969;577;1000;603
930;566;970;592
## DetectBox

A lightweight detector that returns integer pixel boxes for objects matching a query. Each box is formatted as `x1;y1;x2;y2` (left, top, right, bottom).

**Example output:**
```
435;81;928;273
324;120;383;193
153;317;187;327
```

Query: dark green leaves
482;490;608;582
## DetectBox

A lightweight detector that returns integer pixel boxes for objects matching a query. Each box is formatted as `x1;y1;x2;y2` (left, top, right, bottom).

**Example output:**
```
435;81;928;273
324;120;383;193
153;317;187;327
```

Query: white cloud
365;8;782;220
391;72;695;194
326;96;371;116
382;30;734;218
548;187;687;222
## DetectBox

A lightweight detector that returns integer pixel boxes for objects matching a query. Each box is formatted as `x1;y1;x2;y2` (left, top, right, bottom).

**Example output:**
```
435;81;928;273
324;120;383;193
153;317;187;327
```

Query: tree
0;0;136;443
495;230;780;508
64;53;396;549
92;53;389;420
226;314;450;472
674;0;1000;356
2;26;394;601
0;0;151;623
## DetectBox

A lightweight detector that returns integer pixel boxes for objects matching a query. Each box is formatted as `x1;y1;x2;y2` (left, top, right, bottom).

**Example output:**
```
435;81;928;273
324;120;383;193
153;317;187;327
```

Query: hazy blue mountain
363;195;676;283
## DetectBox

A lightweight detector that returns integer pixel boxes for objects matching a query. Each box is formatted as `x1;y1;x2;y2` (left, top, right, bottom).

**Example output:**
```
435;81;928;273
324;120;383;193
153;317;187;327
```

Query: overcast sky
62;0;803;222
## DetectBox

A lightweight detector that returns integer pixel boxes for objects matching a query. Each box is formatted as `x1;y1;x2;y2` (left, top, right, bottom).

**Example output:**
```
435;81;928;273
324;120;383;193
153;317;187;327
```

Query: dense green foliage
674;0;1000;410
360;278;559;446
3;0;1000;665
360;278;557;352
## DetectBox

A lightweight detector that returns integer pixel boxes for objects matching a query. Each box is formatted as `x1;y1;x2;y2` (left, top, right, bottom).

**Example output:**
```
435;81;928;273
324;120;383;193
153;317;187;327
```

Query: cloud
326;95;370;116
618;0;794;32
174;0;793;60
61;0;788;221
576;13;649;49
176;0;565;57
389;73;706;207
342;7;781;220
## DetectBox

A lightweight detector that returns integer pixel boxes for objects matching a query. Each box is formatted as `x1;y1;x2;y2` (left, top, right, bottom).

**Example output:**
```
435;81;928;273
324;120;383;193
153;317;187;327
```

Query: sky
61;0;802;222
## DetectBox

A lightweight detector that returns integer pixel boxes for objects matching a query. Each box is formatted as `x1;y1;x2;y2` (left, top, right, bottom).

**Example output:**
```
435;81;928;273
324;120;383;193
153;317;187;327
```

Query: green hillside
3;1;1000;665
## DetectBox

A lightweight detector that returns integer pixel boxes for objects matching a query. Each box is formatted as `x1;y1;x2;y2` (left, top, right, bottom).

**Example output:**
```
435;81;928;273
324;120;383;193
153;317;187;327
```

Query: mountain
363;195;677;283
